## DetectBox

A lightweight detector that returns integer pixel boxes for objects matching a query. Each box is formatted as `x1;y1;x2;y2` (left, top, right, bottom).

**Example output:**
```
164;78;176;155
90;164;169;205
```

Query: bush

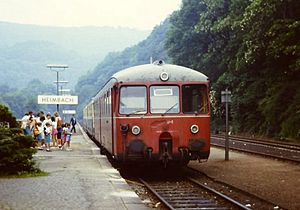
0;104;18;128
0;128;39;175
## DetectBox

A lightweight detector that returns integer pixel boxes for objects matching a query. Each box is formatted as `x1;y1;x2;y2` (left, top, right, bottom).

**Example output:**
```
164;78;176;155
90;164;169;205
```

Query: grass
0;169;49;178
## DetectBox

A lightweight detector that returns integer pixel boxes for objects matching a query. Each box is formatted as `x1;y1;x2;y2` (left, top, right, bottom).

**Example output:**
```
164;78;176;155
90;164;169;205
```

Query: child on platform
33;121;41;148
44;122;52;152
36;122;43;150
61;123;72;151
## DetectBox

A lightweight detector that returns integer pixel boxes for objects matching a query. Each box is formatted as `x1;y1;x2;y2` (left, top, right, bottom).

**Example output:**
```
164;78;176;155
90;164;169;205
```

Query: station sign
221;90;231;103
63;110;76;114
38;95;78;105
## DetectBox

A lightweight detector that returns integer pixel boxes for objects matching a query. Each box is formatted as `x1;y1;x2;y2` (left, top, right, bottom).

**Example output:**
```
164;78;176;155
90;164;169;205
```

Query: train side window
182;85;209;114
150;86;179;114
119;86;147;115
108;90;112;115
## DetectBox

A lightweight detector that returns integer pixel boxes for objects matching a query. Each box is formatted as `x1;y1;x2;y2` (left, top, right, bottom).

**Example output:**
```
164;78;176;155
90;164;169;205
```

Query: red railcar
83;61;210;166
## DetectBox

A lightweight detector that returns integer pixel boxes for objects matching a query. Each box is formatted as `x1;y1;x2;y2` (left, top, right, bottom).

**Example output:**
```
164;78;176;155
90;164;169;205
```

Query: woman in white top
21;113;30;135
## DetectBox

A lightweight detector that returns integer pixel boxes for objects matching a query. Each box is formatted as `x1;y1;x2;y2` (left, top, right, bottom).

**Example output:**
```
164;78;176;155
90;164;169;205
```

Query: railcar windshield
182;85;209;114
150;86;179;114
119;86;147;114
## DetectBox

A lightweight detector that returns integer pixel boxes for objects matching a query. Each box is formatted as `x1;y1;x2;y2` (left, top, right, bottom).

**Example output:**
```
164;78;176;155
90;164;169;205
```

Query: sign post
221;88;231;161
47;64;68;112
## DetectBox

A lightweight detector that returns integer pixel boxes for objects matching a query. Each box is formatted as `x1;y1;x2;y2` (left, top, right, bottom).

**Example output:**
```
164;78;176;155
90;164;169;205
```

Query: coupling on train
83;60;210;166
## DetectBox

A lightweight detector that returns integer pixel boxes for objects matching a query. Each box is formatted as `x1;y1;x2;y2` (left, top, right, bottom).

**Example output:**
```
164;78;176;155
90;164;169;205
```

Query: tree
0;104;18;128
165;0;300;139
166;0;207;71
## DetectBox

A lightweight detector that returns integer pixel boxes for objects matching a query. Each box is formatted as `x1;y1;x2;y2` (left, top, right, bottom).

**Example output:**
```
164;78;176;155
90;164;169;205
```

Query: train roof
91;61;209;101
112;61;208;83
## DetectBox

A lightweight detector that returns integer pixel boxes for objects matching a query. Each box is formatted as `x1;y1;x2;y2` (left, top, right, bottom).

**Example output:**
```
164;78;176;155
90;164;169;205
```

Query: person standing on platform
36;122;43;150
32;120;41;148
61;123;72;151
44;122;52;152
51;116;58;147
40;115;46;148
54;112;63;148
21;113;30;135
70;115;77;133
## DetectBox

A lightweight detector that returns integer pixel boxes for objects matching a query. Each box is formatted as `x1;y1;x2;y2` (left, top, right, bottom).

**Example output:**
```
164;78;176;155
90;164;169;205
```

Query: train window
150;86;179;114
119;86;147;114
182;85;209;114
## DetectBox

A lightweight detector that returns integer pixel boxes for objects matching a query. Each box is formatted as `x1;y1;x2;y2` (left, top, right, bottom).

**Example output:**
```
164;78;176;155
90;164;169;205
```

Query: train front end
113;62;210;166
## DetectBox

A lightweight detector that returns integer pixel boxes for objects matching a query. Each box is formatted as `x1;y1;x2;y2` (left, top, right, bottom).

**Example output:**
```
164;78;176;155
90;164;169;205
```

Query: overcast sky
0;0;181;30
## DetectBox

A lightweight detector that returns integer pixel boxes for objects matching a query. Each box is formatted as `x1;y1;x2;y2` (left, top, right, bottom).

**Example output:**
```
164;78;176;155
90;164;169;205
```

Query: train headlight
160;72;169;81
190;124;199;134
131;125;141;135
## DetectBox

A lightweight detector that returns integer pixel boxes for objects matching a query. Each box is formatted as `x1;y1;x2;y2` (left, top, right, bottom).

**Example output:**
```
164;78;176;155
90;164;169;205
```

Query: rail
139;178;250;210
211;135;300;162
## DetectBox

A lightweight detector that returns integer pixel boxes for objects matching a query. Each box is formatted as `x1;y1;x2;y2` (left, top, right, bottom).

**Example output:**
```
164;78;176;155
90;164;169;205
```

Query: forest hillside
76;0;299;140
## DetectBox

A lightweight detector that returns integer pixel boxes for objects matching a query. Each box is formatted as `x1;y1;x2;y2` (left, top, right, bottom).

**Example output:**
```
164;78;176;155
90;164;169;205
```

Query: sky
0;0;182;30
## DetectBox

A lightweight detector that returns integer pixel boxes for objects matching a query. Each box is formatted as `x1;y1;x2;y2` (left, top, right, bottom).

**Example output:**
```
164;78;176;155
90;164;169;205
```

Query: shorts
57;127;62;139
66;135;71;142
45;134;51;143
37;134;43;142
52;128;58;135
24;127;31;135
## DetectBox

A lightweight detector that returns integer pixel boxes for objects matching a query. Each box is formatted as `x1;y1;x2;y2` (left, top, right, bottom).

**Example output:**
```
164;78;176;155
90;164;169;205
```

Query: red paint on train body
83;61;210;166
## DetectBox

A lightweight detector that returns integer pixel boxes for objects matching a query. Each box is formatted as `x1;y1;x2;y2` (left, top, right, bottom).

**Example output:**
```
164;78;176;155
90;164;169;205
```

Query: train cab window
150;86;179;114
119;86;147;114
182;85;209;114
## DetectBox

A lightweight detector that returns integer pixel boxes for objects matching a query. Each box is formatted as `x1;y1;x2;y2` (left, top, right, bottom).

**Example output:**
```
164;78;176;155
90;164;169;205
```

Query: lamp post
221;88;231;161
47;64;68;112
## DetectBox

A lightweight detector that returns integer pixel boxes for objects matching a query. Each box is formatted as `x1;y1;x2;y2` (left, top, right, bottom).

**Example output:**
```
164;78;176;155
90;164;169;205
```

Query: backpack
33;127;41;137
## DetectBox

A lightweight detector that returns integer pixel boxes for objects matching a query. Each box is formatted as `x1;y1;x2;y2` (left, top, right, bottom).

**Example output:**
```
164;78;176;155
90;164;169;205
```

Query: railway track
211;135;300;162
139;178;250;210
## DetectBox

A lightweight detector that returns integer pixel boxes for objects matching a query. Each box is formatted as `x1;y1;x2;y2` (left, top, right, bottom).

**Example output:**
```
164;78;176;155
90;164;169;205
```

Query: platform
0;126;149;210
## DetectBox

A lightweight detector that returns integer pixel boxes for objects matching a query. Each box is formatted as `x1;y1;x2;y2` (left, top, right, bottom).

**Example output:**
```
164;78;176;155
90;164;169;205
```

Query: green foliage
0;105;39;175
165;0;207;69
0;104;18;128
165;0;299;140
0;128;38;175
280;88;300;138
232;0;300;139
0;79;56;118
73;0;299;140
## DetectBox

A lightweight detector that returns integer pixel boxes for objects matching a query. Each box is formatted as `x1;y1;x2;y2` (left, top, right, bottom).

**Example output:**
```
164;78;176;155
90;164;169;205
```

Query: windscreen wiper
163;103;178;115
127;110;146;115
